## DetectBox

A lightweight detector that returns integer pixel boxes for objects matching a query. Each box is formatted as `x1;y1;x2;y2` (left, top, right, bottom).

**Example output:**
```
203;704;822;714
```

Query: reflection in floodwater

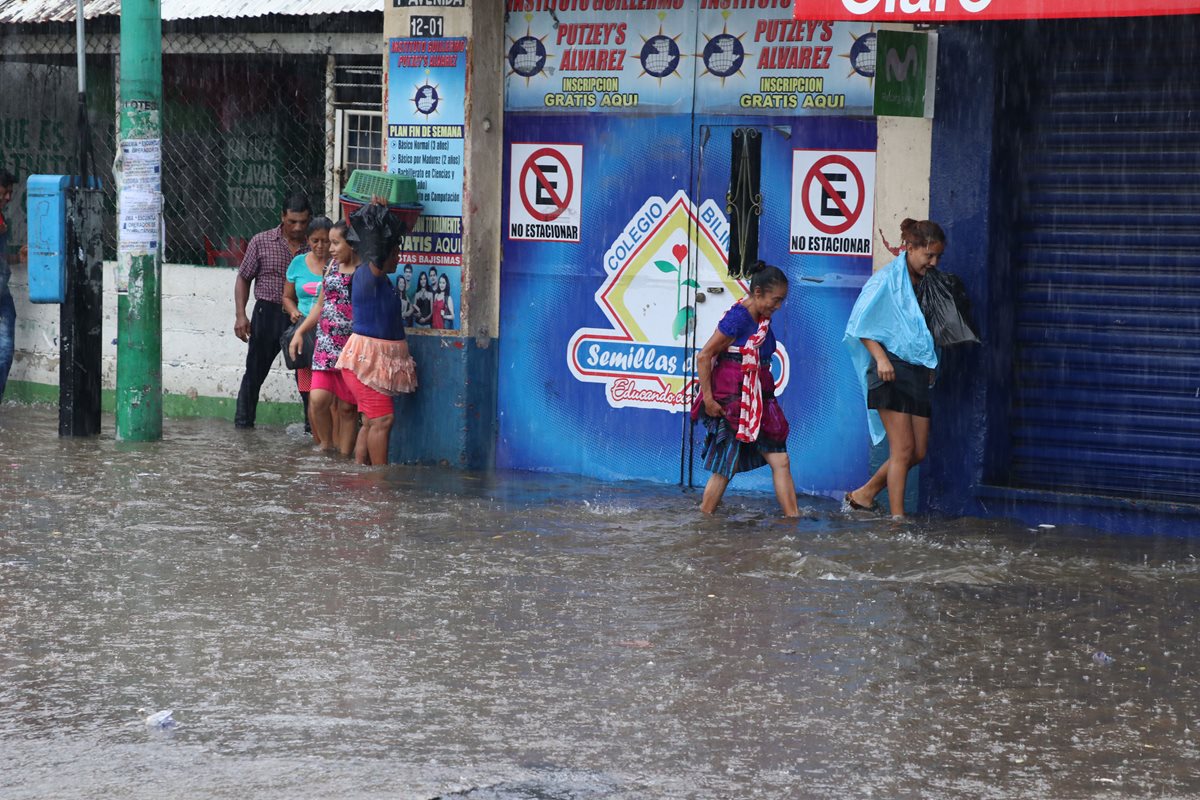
3;404;1200;799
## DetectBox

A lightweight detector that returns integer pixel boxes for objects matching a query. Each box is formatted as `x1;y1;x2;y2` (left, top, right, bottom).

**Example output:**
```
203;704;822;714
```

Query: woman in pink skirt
289;221;360;455
336;204;419;465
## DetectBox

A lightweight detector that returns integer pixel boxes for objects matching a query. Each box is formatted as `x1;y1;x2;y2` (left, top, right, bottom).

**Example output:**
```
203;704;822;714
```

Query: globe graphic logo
509;36;547;78
640;35;681;79
414;85;439;115
849;33;877;79
702;33;744;78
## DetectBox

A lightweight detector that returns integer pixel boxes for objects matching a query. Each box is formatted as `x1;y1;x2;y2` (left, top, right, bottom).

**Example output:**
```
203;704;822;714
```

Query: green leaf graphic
681;278;700;289
654;260;678;274
672;305;696;339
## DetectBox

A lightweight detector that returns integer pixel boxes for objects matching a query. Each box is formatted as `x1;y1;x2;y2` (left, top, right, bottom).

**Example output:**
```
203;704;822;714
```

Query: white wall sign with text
789;148;876;258
508;142;583;243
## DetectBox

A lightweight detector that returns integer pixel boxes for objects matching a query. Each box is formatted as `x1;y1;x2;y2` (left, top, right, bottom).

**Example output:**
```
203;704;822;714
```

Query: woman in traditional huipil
693;261;799;517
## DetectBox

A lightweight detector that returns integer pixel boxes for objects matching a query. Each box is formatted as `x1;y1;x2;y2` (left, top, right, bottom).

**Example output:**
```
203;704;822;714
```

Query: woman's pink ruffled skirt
335;334;418;396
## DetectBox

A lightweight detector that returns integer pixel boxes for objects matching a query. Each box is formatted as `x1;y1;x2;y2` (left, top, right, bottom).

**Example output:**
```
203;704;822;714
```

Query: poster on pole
387;36;467;301
118;138;162;256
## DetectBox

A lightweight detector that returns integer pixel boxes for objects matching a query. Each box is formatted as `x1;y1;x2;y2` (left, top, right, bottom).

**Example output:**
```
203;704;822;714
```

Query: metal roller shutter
1010;17;1200;503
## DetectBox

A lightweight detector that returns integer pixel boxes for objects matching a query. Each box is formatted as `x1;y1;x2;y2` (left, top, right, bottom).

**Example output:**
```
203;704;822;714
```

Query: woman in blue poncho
843;219;944;518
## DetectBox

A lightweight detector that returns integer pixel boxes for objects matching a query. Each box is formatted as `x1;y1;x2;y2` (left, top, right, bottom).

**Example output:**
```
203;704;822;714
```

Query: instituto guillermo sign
794;0;1200;20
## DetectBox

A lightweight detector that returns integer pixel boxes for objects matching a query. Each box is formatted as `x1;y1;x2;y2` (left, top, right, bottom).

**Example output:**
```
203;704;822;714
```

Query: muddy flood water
3;403;1200;799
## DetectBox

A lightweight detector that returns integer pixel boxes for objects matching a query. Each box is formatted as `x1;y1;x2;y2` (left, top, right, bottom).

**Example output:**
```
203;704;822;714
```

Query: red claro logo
840;0;992;13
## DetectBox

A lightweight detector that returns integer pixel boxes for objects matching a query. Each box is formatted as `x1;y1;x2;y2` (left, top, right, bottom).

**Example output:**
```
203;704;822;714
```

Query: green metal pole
115;0;163;441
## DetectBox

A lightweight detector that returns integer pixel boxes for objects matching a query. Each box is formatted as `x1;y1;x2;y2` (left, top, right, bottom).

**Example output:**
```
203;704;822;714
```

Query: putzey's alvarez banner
504;1;876;115
693;9;874;114
505;2;696;112
793;0;1200;21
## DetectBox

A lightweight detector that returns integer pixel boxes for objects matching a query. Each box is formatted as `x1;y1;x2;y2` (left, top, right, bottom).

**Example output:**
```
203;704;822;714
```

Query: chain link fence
160;52;326;265
0;25;376;266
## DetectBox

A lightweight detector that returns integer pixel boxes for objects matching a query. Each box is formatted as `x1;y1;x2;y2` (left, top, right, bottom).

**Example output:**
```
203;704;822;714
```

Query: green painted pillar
115;0;163;441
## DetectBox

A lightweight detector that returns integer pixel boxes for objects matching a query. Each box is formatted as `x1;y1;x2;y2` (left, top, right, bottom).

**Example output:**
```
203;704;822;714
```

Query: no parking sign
789;149;876;257
509;142;583;242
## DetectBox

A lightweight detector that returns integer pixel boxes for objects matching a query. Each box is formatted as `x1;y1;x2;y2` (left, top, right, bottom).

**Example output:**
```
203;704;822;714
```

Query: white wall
874;114;933;269
872;22;935;270
8;261;298;403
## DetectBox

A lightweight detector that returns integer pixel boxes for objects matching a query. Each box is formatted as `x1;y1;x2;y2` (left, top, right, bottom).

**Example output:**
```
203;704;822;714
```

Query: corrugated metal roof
0;0;379;24
0;0;118;23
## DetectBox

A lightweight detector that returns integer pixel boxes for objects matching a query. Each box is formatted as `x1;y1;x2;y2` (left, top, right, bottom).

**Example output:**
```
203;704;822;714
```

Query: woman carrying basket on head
336;202;419;465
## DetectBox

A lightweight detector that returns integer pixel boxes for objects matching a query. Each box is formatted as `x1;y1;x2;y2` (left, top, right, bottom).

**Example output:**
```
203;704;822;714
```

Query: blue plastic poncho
844;252;938;445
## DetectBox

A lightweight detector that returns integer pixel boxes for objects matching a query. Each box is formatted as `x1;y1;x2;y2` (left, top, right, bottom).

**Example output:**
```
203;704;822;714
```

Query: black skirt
866;351;931;418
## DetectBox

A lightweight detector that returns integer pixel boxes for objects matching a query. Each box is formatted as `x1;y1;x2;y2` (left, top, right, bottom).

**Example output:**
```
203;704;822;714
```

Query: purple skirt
693;357;789;479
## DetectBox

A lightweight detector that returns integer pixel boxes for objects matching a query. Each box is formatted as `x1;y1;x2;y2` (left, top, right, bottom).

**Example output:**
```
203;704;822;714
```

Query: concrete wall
872;23;934;268
5;259;304;423
875;115;932;267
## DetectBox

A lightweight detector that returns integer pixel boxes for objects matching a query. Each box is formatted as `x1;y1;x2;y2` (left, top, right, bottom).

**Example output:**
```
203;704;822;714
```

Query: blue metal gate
1009;17;1200;502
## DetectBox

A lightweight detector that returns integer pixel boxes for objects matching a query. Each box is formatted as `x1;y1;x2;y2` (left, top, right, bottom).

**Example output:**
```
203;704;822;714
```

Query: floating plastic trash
138;708;177;729
1092;651;1115;666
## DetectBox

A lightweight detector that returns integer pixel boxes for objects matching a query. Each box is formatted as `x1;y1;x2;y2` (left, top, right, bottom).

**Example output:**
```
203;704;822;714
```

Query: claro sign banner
794;0;1200;21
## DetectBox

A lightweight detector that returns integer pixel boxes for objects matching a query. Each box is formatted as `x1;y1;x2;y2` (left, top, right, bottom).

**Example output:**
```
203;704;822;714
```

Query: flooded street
2;403;1200;799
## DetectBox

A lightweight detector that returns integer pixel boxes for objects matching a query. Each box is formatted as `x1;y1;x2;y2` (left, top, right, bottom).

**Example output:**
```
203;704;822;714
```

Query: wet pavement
3;403;1200;799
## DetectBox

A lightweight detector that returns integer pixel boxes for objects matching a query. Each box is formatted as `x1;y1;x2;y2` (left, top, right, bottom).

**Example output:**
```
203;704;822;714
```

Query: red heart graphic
671;244;689;264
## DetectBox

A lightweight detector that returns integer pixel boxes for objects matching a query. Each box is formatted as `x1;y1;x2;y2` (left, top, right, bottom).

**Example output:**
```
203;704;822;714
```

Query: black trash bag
917;268;981;347
347;202;405;268
279;321;315;370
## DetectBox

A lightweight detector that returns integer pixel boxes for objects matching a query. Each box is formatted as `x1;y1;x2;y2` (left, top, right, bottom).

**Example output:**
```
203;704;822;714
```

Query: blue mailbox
27;174;71;303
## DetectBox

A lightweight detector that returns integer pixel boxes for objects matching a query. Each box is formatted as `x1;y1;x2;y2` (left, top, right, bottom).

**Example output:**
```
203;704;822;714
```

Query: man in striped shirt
232;192;312;428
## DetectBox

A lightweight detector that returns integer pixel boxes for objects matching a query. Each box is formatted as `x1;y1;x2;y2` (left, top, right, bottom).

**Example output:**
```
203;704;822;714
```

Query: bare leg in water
763;451;800;517
358;413;393;466
335;400;358;456
847;410;929;518
701;451;799;517
308;389;336;452
700;473;730;514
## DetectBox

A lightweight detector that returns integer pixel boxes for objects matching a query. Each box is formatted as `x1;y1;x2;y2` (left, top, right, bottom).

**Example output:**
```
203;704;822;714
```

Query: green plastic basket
342;170;419;205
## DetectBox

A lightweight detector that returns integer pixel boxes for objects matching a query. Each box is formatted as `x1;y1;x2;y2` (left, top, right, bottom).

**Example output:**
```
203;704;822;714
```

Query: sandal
843;491;875;512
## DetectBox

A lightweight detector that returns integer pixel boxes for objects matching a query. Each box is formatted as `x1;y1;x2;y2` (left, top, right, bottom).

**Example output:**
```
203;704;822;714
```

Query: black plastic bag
347;202;405;269
917;268;980;347
280;321;315;370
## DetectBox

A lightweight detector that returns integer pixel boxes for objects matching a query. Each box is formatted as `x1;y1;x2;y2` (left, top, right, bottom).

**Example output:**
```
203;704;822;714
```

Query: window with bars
332;57;384;202
336;109;384;185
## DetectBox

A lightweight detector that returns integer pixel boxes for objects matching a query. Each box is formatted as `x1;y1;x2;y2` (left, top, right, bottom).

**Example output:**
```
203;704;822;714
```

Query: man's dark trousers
234;300;290;427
